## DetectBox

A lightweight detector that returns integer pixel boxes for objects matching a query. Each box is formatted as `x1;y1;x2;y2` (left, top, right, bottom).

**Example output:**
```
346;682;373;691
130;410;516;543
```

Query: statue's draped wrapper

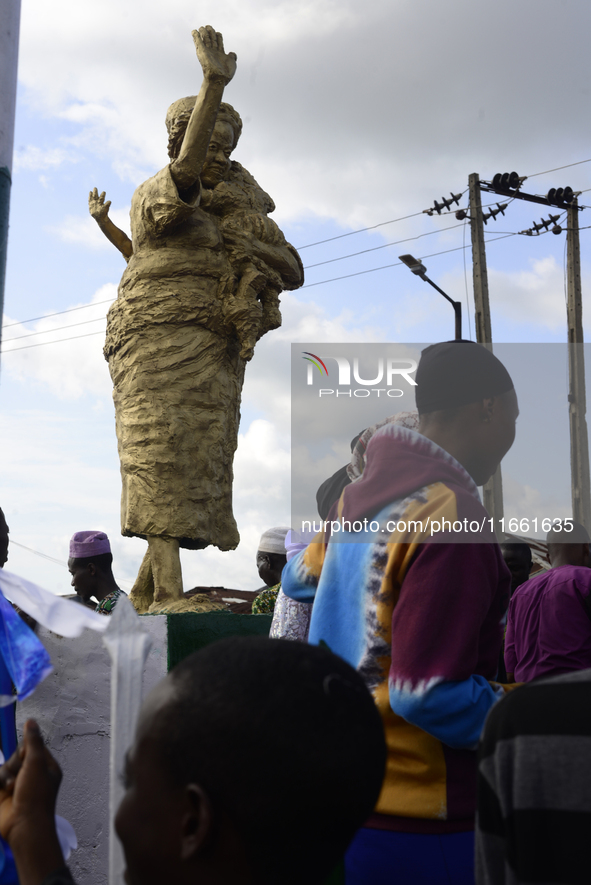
104;166;244;551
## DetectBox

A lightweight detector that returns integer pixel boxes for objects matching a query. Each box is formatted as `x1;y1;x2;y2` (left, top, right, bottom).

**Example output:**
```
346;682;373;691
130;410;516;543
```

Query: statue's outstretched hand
192;25;236;85
89;188;111;222
88;187;133;260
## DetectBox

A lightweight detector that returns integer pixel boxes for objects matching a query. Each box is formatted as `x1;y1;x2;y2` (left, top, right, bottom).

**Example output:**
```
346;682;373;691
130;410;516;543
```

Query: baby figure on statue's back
200;144;303;360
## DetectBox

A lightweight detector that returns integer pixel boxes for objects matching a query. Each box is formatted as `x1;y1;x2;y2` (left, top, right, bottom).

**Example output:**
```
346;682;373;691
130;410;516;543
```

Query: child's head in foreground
116;636;386;885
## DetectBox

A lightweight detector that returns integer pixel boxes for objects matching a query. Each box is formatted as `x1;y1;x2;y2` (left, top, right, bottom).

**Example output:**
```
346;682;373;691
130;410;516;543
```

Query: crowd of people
1;339;590;884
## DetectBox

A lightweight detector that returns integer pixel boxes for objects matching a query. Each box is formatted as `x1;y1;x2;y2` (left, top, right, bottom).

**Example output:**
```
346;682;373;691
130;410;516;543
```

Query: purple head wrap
69;531;111;560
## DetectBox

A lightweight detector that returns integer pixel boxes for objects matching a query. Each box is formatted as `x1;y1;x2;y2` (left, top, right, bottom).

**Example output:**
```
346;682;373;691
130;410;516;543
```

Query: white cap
258;526;291;555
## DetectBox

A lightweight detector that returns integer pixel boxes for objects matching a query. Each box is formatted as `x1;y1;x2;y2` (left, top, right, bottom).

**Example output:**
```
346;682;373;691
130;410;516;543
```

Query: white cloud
0;409;293;595
12;145;74;172
2;285;377;406
49;207;131;251
16;0;591;224
437;256;591;339
489;257;567;331
1;285;116;399
179;417;293;591
502;472;572;538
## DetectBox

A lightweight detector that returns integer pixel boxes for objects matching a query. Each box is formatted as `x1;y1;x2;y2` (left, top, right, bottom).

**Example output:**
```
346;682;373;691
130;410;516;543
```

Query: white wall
17;615;168;885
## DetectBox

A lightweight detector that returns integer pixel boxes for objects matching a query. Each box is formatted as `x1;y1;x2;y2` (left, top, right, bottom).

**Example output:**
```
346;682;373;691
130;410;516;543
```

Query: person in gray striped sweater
476;668;591;884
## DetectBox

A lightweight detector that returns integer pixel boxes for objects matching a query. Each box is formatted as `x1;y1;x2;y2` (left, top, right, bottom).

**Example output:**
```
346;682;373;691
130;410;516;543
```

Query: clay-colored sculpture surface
89;26;303;612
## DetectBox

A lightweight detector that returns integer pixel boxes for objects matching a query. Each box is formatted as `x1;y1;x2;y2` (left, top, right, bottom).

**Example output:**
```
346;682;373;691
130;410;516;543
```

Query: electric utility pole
480;173;591;533
566;199;591;529
468;173;504;530
426;171;590;532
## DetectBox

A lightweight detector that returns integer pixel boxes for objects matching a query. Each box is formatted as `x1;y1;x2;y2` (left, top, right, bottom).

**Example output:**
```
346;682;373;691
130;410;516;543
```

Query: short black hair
157;637;386;885
70;552;113;574
500;541;532;564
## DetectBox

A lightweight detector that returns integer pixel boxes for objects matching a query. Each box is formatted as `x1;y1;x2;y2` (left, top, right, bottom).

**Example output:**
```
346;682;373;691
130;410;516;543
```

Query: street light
398;253;462;340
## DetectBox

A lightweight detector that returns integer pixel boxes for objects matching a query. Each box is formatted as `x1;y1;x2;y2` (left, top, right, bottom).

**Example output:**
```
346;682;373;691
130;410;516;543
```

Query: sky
1;0;591;594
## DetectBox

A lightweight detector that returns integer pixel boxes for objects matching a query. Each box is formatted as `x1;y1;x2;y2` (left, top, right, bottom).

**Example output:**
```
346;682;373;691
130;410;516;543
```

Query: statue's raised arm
171;26;237;191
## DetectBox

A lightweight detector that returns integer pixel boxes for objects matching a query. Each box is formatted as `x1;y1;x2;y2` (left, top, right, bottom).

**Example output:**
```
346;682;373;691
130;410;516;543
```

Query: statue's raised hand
89;188;111;222
192;25;236;85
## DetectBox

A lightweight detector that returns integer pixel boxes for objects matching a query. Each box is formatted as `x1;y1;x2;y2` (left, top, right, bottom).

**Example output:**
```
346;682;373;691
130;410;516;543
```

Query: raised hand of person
192;25;237;85
0;720;65;885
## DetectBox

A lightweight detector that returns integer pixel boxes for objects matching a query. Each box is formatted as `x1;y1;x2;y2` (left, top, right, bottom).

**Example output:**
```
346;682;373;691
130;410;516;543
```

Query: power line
4;206;581;348
4;157;591;330
304;222;467;270
2;315;106;344
296;161;590;251
2;298;115;330
301;233;517;289
0;329;106;354
9;540;67;567
2;230;522;342
527;158;591;179
295;211;425;250
9;540;133;588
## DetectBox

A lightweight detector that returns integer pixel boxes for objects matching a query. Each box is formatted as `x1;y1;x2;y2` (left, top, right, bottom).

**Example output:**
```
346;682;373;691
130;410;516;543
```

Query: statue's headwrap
165;97;243;148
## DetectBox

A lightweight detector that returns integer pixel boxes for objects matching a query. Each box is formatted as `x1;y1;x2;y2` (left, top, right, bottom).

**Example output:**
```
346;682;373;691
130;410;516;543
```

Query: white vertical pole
103;597;152;885
0;0;21;357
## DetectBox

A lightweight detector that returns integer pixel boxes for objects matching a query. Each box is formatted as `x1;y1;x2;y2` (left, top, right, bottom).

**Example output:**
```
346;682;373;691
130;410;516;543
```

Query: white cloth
55;815;78;860
269;589;312;642
285;528;317;560
0;570;108;637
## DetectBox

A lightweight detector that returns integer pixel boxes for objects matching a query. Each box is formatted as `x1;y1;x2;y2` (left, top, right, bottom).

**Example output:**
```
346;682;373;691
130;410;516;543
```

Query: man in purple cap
68;531;124;614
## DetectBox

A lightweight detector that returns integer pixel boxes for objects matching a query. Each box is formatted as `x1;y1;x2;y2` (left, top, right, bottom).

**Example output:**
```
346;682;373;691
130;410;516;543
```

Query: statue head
166;97;243;169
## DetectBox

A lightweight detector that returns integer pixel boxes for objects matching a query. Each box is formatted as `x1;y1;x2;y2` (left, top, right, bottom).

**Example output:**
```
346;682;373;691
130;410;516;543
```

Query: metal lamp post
399;254;462;340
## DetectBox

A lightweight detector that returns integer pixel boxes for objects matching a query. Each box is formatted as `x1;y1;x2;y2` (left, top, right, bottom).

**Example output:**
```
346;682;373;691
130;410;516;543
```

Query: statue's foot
149;535;184;605
129;549;155;614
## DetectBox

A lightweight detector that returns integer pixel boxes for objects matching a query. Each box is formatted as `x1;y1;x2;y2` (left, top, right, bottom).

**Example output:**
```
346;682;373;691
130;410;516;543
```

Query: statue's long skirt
107;317;244;551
